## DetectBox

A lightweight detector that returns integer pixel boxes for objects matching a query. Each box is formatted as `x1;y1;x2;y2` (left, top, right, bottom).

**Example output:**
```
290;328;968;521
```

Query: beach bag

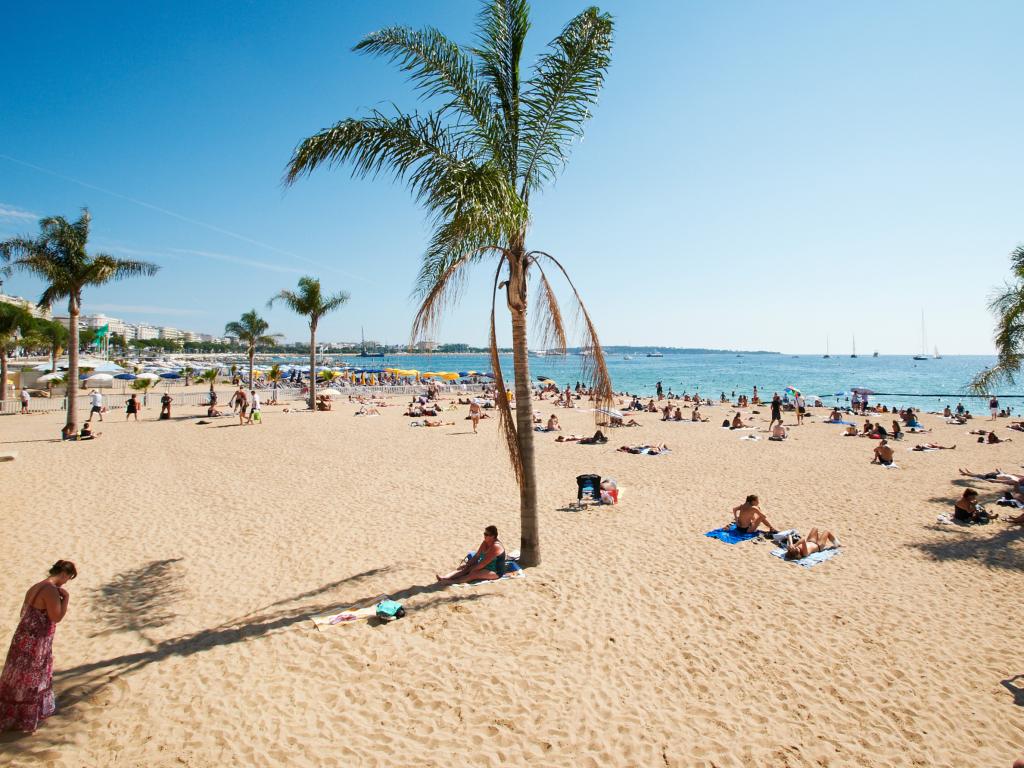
375;600;405;622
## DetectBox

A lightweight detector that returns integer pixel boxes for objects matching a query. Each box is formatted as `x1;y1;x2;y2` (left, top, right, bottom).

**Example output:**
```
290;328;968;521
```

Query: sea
279;351;1022;416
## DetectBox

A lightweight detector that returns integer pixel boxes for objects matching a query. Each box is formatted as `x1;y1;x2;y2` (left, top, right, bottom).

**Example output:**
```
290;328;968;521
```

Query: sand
0;391;1022;767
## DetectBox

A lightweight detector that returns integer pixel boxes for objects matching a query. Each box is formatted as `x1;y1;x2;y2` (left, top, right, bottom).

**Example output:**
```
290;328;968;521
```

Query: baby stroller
575;474;601;509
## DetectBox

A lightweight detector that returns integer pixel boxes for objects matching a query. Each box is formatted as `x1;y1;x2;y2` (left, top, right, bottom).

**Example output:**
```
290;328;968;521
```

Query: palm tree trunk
67;299;80;431
248;348;255;391
510;306;540;567
1;349;8;407
309;323;317;410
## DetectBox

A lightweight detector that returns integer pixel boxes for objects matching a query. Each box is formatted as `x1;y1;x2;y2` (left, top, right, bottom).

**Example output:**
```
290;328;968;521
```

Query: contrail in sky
0;153;373;285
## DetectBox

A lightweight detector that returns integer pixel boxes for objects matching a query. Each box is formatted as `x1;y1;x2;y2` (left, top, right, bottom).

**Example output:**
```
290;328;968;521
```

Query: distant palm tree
0;302;33;404
182;365;195;387
34;318;69;374
266;363;284;403
0;209;159;430
972;244;1024;394
224;310;281;390
284;0;614;566
268;277;349;410
199;367;219;390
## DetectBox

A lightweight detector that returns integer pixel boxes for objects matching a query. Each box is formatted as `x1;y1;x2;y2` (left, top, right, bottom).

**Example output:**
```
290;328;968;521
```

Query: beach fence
1;382;490;415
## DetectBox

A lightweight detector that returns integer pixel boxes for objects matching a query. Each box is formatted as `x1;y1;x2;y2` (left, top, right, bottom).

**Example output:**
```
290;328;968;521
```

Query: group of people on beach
730;494;839;560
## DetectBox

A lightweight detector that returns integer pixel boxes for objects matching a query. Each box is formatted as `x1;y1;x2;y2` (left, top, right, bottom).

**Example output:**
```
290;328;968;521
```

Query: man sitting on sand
436;525;505;584
691;407;708;423
769;422;788;441
826;408;843;423
872;440;895;465
730;413;749;429
546;414;561;431
785;528;839;560
731;494;777;534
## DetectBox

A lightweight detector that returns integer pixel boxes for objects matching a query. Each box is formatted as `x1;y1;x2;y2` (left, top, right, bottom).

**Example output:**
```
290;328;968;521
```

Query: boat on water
913;311;929;360
850;335;857;358
823;336;830;359
934;346;942;360
872;350;879;358
646;350;664;358
622;354;634;360
359;327;384;358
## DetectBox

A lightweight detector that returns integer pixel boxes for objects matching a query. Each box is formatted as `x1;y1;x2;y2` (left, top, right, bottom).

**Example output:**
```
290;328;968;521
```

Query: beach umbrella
33;362;59;372
159;372;181;379
784;386;801;397
114;373;137;380
851;387;875;395
92;361;125;372
85;373;114;384
597;407;624;419
37;372;64;382
136;372;161;382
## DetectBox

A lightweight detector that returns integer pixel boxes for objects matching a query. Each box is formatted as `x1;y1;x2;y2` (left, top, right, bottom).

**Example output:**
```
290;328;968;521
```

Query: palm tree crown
285;0;614;566
224;310;280;387
0;209;160;428
972;244;1024;393
269;276;349;409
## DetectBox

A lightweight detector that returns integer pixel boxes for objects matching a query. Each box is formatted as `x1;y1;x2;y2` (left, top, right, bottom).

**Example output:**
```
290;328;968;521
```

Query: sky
1;1;1022;353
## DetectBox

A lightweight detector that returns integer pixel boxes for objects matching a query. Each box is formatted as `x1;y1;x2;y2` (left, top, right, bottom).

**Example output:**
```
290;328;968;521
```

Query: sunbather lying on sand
785;528;839;560
579;430;608;445
731;494;776;534
617;443;669;455
958;468;1024;486
555;434;582;442
610;415;641;427
913;442;955;450
436;525;505;583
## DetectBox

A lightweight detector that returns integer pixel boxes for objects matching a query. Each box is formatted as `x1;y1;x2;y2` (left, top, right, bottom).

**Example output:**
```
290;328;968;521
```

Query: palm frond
970;276;1024;393
530;250;613;419
1009;244;1024;280
474;0;530;146
355;25;500;151
518;7;613;197
529;259;568;354
488;255;522;486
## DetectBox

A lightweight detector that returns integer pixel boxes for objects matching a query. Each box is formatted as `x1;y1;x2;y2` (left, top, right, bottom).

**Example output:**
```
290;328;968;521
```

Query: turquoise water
288;352;1020;414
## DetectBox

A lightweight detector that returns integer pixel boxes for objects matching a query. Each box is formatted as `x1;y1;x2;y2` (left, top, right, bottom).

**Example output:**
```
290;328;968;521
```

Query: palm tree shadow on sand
906;525;1024;572
0;565;494;757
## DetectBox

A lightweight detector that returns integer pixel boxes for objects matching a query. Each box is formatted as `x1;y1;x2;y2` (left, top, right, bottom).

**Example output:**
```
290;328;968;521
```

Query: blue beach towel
825;420;856;426
770;547;841;568
705;523;759;544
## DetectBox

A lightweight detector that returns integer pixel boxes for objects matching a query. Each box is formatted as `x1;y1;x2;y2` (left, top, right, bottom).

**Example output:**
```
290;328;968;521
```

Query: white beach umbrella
85;373;115;384
136;372;161;382
37;372;65;382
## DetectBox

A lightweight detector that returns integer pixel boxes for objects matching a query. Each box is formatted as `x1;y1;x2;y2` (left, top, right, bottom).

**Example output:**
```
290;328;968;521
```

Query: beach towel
705;523;760;544
879;463;899;469
311;593;392;631
450;563;527;588
826;420;856;426
770;547;841;568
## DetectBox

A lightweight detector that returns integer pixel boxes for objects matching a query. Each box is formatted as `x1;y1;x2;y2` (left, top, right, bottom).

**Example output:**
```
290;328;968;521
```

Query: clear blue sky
2;1;1022;353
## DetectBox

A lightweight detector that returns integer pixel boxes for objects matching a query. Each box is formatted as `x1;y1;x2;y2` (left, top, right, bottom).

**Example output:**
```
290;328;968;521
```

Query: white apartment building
134;324;160;340
158;326;184;341
0;293;52;319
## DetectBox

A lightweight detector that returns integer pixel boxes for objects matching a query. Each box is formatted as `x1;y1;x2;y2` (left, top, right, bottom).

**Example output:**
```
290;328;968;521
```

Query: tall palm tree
224;310;280;390
284;0;614;566
972;244;1024;394
0;209;160;430
268;276;349;410
0;302;33;404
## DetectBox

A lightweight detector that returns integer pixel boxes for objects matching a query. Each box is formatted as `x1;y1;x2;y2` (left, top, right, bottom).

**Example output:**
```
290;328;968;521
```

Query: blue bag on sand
375;599;405;621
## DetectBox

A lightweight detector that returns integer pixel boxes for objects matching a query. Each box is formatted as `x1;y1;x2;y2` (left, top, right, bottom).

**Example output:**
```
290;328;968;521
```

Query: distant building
159;326;184;341
414;340;439;352
0;293;52;319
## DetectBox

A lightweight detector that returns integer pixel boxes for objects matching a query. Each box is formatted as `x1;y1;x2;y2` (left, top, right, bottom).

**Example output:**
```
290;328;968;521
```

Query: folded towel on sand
770;547;841;568
705;523;760;544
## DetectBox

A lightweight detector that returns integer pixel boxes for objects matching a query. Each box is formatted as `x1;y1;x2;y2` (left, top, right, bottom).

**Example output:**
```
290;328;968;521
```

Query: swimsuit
483;550;506;577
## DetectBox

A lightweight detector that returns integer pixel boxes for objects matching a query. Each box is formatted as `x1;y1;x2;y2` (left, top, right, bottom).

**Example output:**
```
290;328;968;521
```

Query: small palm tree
268;276;349;410
0;209;159;430
284;0;614;565
266;363;284;403
0;302;33;403
182;365;195;387
199;367;219;390
972;244;1024;394
224;310;281;389
130;377;154;405
35;319;69;374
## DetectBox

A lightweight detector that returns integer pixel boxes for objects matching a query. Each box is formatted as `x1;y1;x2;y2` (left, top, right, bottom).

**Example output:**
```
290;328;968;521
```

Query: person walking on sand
246;390;261;425
20;387;30;414
87;389;104;422
0;560;77;733
469;400;482;433
230;386;248;423
794;393;805;425
159;392;173;420
125;393;140;421
770;393;782;428
990;396;999;421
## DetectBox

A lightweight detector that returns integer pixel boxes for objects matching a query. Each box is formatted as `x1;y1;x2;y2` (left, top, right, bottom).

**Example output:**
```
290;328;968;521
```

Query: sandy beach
1;392;1022;767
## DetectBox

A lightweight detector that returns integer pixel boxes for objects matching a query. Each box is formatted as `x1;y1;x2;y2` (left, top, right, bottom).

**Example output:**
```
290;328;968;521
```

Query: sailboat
850;336;857;358
913;311;929;360
359;327;384;358
934;346;942;360
823;336;830;359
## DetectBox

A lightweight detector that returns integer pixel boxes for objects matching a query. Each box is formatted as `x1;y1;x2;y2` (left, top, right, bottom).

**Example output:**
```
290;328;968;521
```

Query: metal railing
1;382;489;415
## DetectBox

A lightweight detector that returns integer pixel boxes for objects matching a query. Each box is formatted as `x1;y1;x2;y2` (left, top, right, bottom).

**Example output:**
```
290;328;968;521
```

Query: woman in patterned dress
0;560;77;732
